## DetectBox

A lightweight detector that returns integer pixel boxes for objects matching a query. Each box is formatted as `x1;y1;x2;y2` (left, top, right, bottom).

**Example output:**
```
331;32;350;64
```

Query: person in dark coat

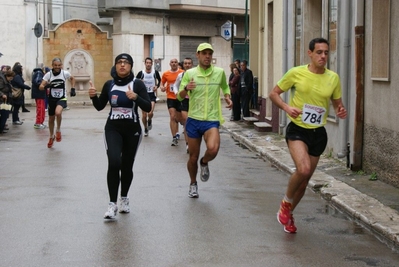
0;70;15;133
31;67;46;129
12;62;30;112
10;64;31;125
239;60;253;118
229;66;241;121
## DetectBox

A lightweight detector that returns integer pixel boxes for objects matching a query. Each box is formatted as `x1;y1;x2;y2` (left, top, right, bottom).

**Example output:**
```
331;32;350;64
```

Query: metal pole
245;0;249;61
36;0;39;67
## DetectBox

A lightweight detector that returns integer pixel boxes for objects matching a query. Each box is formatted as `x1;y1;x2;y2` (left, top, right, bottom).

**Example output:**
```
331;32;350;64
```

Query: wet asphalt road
1;104;399;267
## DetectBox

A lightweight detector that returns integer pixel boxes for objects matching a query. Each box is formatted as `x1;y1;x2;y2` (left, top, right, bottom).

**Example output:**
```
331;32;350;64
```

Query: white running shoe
104;202;118;219
34;124;45;129
119;197;130;213
188;183;199;198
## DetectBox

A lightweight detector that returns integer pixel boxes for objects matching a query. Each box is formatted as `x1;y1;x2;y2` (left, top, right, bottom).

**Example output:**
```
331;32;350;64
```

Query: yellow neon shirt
277;65;342;129
178;65;230;123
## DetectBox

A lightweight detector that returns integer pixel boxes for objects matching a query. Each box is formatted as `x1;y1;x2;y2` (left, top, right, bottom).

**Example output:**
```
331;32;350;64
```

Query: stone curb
222;126;399;247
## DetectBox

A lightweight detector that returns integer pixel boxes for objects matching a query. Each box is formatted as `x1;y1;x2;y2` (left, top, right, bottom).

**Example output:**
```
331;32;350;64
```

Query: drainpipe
337;0;351;159
280;0;290;131
351;0;365;171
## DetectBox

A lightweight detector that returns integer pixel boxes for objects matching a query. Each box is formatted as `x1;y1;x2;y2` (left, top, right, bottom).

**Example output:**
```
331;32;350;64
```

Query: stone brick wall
43;19;113;94
363;123;399;188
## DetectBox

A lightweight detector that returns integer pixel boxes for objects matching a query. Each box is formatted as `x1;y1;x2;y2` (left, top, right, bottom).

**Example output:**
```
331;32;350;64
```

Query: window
371;0;391;81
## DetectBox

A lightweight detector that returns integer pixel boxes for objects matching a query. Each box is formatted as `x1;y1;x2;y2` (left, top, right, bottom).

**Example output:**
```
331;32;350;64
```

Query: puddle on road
318;204;365;234
319;203;399;253
344;256;380;266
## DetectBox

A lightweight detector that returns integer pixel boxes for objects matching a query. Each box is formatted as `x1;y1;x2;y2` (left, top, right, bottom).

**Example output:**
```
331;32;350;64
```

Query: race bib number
302;103;326;126
51;88;63;98
110;107;133;120
143;81;154;92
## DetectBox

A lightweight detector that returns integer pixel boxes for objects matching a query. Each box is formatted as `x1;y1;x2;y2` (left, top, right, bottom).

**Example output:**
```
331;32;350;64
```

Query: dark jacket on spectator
0;72;12;103
31;68;45;99
240;68;254;95
229;74;240;95
10;65;31;105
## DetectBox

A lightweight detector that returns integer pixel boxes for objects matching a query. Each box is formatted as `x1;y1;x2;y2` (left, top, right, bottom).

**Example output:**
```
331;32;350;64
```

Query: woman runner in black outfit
89;53;151;219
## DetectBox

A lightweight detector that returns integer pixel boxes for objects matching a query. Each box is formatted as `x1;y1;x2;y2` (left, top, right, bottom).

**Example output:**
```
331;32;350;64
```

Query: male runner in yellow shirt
178;43;232;198
269;37;347;233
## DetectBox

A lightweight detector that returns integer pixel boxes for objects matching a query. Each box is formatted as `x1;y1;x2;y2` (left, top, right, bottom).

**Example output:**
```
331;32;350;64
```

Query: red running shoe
56;131;62;142
47;136;55;148
277;200;292;225
284;214;297;234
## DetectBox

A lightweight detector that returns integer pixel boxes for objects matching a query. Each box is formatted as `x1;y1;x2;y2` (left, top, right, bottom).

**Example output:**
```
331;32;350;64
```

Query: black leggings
104;119;142;203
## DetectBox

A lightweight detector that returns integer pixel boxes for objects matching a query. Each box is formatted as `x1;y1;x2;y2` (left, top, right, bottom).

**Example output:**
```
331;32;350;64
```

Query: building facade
0;0;247;92
249;0;399;187
98;0;248;75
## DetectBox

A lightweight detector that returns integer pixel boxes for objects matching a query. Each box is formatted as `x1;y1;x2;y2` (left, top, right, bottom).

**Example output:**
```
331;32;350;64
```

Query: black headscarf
112;53;134;86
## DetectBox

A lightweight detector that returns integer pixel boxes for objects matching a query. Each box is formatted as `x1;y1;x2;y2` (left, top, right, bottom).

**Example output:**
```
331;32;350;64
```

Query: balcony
98;0;246;17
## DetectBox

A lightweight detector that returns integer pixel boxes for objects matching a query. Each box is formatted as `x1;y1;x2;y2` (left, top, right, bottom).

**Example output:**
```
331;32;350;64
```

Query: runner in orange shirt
160;58;184;146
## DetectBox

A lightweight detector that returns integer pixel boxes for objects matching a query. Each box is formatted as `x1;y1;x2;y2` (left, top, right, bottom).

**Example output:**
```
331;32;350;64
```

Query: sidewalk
220;112;399;248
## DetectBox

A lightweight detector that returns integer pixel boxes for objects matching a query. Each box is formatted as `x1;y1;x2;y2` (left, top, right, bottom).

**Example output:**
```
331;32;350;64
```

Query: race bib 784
302;103;326;126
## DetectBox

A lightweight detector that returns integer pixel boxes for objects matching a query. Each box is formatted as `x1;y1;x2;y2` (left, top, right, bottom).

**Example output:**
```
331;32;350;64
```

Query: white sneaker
104;202;118;219
188;183;199;198
34;124;46;129
119;197;130;213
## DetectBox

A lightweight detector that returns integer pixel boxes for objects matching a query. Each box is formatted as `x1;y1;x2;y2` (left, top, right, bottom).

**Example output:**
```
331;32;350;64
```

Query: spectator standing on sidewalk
269;37;347;234
229;66;241;121
12;62;30;113
31;66;46;129
135;57;161;136
239;60;253;118
89;53;151;219
39;57;75;148
178;43;232;198
0;70;15;133
10;64;31;125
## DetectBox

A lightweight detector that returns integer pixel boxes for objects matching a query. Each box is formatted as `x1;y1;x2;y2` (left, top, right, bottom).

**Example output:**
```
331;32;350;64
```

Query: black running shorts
285;122;328;157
